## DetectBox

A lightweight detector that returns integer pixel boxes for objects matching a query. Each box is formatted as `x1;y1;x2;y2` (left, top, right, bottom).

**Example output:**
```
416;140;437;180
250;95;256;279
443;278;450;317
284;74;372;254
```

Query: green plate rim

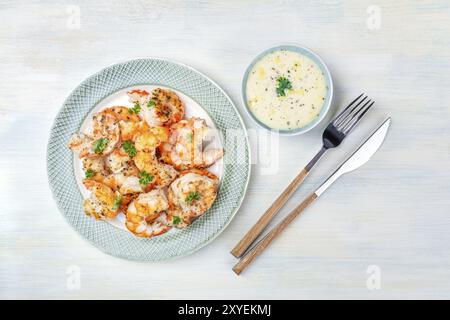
46;58;251;261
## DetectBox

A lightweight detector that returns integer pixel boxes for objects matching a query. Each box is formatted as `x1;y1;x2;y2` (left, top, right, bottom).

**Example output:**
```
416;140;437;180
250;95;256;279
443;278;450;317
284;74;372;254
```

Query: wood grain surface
231;168;310;258
1;0;450;299
233;192;318;275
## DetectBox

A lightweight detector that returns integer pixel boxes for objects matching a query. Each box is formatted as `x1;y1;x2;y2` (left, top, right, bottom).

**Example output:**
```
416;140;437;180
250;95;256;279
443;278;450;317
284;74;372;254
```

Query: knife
233;118;391;275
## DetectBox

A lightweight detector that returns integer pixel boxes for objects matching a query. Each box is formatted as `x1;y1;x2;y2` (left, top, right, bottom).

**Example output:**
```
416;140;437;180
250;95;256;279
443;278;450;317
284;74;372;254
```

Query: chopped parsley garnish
185;191;200;204
122;140;137;157
186;132;193;143
276;76;292;97
147;99;156;108
139;171;154;186
112;194;122;210
129;102;141;114
93;138;109;154
85;168;94;179
172;216;181;225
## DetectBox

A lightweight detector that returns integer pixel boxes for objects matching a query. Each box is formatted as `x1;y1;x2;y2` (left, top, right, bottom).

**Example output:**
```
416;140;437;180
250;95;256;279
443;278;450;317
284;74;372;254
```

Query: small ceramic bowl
241;44;334;135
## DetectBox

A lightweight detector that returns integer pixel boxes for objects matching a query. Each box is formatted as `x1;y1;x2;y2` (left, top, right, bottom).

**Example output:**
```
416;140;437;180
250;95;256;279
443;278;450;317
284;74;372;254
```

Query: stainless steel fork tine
231;92;376;261
332;93;365;125
342;100;375;134
339;99;372;129
334;95;368;127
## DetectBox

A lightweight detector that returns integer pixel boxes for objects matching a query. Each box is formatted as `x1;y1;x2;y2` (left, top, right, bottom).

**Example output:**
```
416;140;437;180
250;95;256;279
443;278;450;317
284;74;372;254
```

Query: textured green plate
47;59;251;261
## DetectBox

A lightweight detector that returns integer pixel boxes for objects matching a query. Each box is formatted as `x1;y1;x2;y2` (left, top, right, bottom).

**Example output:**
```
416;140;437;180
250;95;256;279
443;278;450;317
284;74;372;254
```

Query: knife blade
315;117;391;196
232;118;391;275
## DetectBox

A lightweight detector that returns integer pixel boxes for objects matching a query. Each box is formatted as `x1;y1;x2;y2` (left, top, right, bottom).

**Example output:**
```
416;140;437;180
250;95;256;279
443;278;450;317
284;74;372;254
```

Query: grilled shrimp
118;117;169;153
83;173;123;191
127;89;150;106
84;173;139;209
67;86;225;239
128;88;184;127
134;151;178;188
82;157;108;175
84;148;138;191
150;88;184;125
167;169;219;228
125;189;171;238
119;194;137;213
134;126;169;152
103;140;140;174
82;181;120;219
119;176;144;195
100;106;140;122
91;112;120;155
119;120;147;141
68;112;120;158
159;117;224;170
105;148;131;173
68;132;96;158
84;165;140;190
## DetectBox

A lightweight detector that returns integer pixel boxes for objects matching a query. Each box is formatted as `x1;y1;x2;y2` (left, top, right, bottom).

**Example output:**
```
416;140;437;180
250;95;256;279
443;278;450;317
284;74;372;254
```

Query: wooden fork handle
231;168;310;258
232;192;318;275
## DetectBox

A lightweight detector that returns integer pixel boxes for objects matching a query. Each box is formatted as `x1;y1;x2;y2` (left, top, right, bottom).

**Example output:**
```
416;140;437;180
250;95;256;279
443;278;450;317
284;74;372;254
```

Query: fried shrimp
159;117;224;170
167;169;219;228
125;189;171;238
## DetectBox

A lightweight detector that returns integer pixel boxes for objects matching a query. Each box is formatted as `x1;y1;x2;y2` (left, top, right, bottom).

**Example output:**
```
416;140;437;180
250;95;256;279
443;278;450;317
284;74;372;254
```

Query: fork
231;94;375;258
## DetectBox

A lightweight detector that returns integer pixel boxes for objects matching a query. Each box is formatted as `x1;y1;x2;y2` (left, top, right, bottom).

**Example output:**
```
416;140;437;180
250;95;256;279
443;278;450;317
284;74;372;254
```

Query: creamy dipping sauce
246;49;328;130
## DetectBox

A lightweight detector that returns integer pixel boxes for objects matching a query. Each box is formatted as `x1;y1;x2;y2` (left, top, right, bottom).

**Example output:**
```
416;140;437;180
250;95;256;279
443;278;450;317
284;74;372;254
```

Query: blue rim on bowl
241;44;334;135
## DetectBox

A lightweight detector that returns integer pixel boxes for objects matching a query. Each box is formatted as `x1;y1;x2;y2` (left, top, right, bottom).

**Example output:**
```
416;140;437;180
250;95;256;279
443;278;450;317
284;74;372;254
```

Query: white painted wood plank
1;0;450;299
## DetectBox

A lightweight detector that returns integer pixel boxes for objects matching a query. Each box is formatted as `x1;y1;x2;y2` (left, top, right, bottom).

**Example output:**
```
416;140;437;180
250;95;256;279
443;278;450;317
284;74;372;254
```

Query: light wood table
1;0;450;299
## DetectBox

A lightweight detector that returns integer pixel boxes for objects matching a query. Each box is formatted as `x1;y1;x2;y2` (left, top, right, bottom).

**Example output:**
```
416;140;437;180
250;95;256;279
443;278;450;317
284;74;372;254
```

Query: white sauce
246;49;328;130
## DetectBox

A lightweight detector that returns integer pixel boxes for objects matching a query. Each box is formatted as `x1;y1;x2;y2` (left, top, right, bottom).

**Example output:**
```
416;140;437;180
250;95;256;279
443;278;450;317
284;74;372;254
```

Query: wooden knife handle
232;192;317;275
231;168;309;258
